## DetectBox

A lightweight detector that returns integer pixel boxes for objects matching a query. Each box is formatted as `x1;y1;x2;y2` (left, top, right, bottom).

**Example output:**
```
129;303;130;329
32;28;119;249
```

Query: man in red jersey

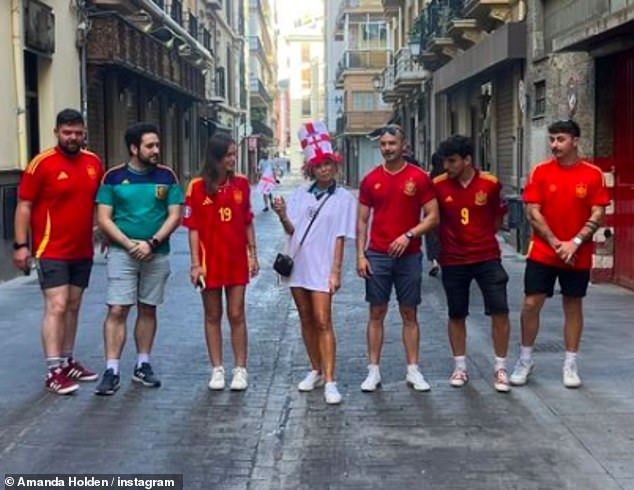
510;120;609;389
13;109;104;395
357;124;439;392
433;135;511;392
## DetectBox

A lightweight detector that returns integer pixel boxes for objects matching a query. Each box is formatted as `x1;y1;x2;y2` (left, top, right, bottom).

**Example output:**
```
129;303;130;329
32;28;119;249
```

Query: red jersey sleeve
358;175;373;206
182;179;200;230
589;169;610;207
418;172;436;206
522;164;544;204
18;160;45;202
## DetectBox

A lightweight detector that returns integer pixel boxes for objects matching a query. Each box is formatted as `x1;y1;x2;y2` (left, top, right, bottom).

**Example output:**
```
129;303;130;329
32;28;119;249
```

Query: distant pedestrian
13;108;104;395
433;135;511;392
256;153;276;211
272;121;356;405
94;123;183;395
510;120;609;388
184;133;259;391
356;124;439;392
425;152;444;277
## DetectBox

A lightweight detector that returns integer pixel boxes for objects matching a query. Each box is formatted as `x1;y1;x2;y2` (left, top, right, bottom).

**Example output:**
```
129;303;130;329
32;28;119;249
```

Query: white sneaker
493;368;511;393
230;367;248;391
298;370;324;392
509;359;534;386
208;366;225;390
324;382;342;405
563;363;582;388
406;366;431;392
360;365;381;392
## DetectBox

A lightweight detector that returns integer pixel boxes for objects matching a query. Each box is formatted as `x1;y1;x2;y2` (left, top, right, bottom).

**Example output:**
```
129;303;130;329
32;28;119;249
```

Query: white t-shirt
284;185;357;292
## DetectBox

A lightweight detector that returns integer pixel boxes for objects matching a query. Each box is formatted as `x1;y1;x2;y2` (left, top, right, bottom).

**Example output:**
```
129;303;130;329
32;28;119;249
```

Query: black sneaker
132;362;161;388
94;369;120;396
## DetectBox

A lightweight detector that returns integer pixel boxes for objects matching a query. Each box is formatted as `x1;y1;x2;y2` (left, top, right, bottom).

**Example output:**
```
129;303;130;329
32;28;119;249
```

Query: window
349;20;388;50
301;44;310;63
351;91;375;111
534;81;546;116
302;97;311;116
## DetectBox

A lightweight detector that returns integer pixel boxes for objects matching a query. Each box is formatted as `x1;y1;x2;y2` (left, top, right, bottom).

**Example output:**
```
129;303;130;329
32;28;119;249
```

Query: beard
138;154;159;166
59;141;81;155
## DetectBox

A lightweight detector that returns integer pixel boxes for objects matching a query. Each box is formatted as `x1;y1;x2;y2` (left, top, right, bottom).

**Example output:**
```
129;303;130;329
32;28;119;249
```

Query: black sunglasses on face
377;125;405;136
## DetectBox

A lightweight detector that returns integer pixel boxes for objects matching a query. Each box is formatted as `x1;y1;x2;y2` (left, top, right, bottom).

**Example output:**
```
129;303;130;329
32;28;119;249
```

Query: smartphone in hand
195;275;206;292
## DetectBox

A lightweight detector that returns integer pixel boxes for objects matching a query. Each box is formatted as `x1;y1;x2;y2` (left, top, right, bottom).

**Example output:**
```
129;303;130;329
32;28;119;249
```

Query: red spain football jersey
359;163;436;255
523;159;609;270
18;146;103;260
433;171;507;266
183;176;254;288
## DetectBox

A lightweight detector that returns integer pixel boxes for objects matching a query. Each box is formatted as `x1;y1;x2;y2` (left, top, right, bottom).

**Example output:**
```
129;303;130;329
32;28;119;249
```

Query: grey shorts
106;247;171;306
364;250;422;306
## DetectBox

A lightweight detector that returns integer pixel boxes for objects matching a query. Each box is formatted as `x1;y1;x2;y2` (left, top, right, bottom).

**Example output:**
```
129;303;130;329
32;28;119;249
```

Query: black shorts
524;259;590;298
36;258;93;290
441;260;509;319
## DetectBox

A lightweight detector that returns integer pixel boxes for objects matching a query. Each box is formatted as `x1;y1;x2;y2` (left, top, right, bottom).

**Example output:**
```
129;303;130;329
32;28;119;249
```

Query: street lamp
408;35;421;60
372;75;382;91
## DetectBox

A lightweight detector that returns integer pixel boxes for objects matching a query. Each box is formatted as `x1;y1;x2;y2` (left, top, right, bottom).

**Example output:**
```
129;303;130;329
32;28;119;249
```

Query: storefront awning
434;21;526;93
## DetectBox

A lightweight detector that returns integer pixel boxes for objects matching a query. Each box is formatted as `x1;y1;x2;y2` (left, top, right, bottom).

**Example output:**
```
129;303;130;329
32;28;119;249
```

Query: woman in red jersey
183;134;259;392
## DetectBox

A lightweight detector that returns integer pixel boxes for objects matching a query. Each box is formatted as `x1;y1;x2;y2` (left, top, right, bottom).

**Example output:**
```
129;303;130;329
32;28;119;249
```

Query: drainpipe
134;0;213;63
11;0;27;170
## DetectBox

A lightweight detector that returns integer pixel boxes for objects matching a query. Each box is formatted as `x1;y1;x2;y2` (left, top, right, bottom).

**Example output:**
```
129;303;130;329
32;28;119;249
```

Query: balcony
464;0;516;30
417;0;465;70
447;18;483;49
249;35;265;56
335;49;392;84
249;76;273;106
343;110;392;134
394;48;429;92
381;0;404;19
336;0;385;29
380;65;398;103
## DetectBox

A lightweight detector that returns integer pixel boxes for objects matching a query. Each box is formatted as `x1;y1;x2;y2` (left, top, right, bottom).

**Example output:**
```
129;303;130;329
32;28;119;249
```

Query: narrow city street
1;178;633;490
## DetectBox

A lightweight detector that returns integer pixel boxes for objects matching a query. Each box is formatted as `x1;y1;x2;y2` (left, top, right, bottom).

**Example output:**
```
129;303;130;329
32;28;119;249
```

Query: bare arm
388;198;440;257
356;203;372;277
246;221;259;277
96;204;137;251
153;204;183;244
13;200;33;270
526;203;560;250
557;204;606;264
329;236;345;294
188;229;204;286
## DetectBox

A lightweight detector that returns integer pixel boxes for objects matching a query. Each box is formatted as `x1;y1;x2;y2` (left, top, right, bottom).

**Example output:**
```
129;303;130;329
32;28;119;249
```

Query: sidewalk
0;177;633;489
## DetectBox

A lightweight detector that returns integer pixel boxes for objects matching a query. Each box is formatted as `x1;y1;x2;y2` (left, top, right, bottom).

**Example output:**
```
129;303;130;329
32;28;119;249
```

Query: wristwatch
572;236;583;246
13;242;28;250
148;236;160;249
405;231;415;240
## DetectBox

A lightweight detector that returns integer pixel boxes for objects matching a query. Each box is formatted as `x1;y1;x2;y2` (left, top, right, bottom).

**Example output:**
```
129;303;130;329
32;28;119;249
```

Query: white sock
520;345;533;362
564;351;577;368
106;359;120;375
368;363;380;372
407;364;420;374
136;353;150;367
454;356;467;371
494;356;506;371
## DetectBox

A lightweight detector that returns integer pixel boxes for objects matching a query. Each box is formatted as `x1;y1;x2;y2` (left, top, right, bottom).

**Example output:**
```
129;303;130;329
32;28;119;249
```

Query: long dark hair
201;133;236;195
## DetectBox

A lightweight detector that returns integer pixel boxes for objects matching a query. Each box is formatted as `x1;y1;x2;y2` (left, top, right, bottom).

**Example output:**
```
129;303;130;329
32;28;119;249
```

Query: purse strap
295;192;333;251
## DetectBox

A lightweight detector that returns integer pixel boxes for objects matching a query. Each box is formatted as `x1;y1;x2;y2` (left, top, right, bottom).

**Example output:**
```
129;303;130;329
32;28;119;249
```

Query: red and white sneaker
494;368;511;393
449;368;469;387
46;367;79;395
63;358;99;382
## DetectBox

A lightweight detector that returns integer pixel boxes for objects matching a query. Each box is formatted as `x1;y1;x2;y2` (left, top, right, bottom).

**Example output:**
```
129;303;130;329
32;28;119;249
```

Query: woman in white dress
272;121;356;405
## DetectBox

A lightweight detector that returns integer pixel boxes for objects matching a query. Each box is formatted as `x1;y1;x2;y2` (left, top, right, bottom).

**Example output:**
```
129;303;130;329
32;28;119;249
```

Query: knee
400;307;418;324
522;297;543;315
108;305;130;322
46;298;68;317
66;297;81;314
137;303;157;318
369;306;388;323
227;309;245;326
312;314;332;332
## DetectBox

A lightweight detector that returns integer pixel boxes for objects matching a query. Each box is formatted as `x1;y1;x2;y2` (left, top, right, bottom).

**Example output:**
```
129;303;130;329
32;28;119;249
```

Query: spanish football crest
155;184;168;200
86;166;97;179
403;179;416;196
233;189;243;204
475;190;488;206
575;183;588;198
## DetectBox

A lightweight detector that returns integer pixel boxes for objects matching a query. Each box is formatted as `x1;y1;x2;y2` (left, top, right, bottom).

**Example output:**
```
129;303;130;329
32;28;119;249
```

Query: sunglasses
377;124;405;136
